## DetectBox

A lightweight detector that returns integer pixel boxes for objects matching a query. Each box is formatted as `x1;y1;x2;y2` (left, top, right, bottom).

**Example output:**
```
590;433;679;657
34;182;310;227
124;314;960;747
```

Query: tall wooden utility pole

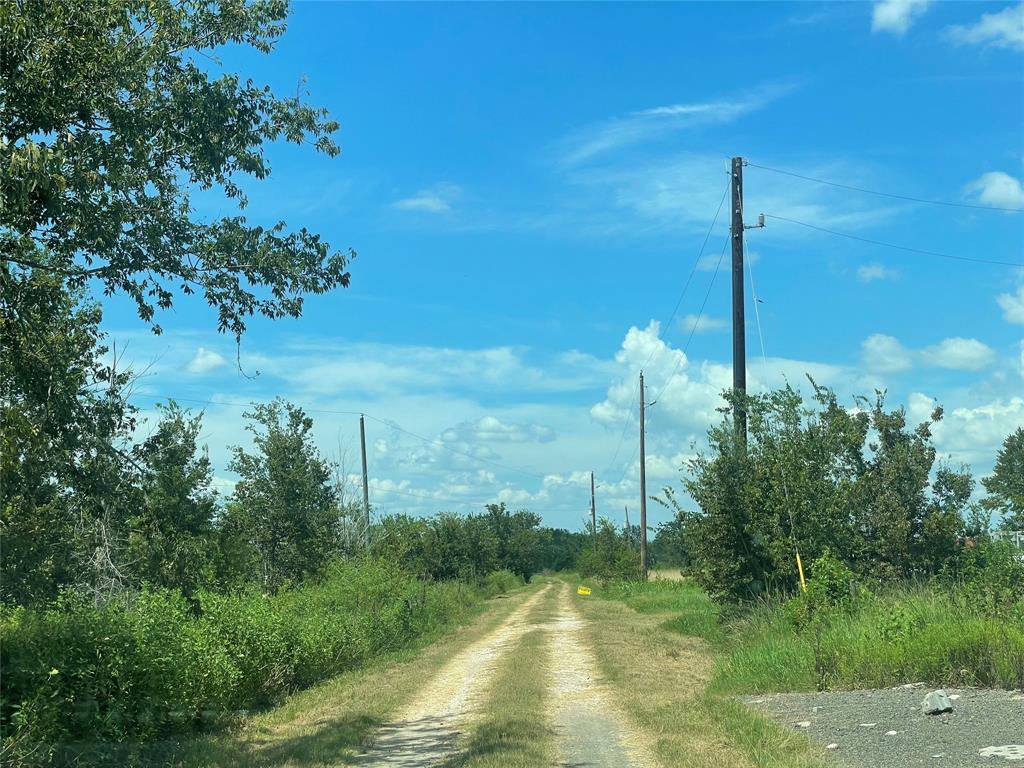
590;471;597;537
639;371;648;580
731;156;747;444
359;415;370;544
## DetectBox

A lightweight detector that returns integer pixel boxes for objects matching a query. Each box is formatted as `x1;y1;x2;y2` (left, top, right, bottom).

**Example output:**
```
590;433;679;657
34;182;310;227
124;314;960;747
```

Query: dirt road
352;580;654;767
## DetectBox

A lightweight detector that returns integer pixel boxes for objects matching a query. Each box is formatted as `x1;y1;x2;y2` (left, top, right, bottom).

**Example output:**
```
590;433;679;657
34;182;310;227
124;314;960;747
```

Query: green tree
1;0;352;338
1;269;137;604
482;503;542;581
982;428;1024;531
916;465;972;574
576;518;641;582
226;400;337;592
128;402;218;596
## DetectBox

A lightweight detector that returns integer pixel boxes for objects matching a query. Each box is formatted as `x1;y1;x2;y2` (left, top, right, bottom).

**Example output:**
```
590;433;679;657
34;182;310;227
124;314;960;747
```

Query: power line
763;213;1023;268
610;229;732;488
748;161;1024;214
127;393;548;481
651;230;731;406
601;175;731;477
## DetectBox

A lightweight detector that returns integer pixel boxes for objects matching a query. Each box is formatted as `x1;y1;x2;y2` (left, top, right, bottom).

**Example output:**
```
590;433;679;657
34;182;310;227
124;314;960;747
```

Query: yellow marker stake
576;585;592;596
795;551;807;593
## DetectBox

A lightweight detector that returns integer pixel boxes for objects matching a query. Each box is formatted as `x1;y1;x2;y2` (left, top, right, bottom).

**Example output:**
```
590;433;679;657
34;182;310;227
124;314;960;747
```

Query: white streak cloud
392;183;461;213
947;2;1024;50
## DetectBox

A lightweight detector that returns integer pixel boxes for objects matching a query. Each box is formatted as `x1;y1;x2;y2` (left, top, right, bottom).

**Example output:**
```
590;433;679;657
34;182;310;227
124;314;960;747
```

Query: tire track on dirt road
546;581;656;768
351;583;551;767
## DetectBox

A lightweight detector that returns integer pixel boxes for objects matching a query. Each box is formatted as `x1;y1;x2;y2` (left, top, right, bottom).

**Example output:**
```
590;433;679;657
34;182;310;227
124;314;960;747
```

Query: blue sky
106;0;1024;529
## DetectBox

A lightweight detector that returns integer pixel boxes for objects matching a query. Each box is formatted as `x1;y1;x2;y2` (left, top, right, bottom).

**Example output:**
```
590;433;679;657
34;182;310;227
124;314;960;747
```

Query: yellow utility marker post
576;586;592;596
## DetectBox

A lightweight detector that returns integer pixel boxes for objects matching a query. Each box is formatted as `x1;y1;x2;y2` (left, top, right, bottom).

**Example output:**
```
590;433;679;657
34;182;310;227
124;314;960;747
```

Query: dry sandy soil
352;581;653;768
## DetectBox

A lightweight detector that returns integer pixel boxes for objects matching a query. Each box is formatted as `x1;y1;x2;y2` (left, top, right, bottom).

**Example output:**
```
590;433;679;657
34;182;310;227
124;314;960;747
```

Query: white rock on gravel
979;745;1024;761
922;689;954;715
795;721;811;728
859;723;877;728
826;743;839;750
886;730;899;736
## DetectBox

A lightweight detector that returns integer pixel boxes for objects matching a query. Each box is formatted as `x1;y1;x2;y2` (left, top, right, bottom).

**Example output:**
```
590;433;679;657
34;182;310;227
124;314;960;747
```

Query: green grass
592;576;1024;696
597;576;725;644
4;575;536;767
565;576;830;768
713;585;1024;694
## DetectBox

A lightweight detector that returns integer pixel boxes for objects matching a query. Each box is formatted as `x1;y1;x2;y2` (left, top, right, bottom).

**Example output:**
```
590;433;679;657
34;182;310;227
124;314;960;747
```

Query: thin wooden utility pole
590;471;597;537
639;371;648;580
731;156;747;444
359;415;370;546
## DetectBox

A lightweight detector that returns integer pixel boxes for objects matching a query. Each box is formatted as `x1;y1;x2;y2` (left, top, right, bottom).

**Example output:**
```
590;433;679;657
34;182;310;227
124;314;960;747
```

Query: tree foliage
374;503;544;583
129;402;218;597
982;427;1024;531
0;269;137;604
675;382;974;603
225;399;338;592
1;0;352;337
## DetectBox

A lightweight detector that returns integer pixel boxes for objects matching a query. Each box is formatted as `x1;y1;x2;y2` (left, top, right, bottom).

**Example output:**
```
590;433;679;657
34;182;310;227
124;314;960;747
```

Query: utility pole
624;505;630;531
731;156;747;444
639;371;648;580
359;415;370;546
590;471;597;537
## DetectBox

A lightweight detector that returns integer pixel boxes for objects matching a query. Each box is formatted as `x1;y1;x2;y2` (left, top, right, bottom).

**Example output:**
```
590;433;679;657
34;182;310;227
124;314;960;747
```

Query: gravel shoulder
743;686;1024;767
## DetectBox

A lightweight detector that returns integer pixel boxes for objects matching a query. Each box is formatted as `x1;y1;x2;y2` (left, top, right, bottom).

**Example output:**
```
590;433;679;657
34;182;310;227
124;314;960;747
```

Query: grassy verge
713;584;1024;695
27;579;538;768
564;575;829;768
442;580;558;768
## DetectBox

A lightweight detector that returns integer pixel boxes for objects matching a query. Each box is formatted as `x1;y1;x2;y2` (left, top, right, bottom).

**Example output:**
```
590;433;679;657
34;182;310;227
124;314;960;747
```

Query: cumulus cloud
392;183;461;213
185;347;227;375
857;263;899;282
998;282;1024;324
863;334;997;372
921;337;996;371
965;171;1024;210
862;334;914;373
947;2;1024;50
872;0;931;35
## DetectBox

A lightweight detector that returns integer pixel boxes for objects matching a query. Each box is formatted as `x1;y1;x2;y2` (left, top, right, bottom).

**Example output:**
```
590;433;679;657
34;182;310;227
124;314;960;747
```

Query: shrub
0;559;517;753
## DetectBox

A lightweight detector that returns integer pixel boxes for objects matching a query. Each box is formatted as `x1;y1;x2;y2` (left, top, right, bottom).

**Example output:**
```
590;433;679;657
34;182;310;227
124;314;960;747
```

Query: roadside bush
0;559;520;753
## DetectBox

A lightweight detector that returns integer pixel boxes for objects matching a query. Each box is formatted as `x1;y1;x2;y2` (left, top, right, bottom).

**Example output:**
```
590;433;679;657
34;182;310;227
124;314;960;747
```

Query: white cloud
857;263;899;282
185;347;227;375
947;2;1024;50
679;314;727;333
998;282;1024;324
392;183;461;213
921;337;996;371
863;334;997;372
442;416;556;444
862;334;914;372
556;84;796;166
965;171;1024;210
872;0;931;36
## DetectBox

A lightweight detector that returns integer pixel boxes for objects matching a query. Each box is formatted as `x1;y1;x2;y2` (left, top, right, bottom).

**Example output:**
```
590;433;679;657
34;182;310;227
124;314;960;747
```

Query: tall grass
713;584;1024;694
0;560;523;755
594;569;1024;695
